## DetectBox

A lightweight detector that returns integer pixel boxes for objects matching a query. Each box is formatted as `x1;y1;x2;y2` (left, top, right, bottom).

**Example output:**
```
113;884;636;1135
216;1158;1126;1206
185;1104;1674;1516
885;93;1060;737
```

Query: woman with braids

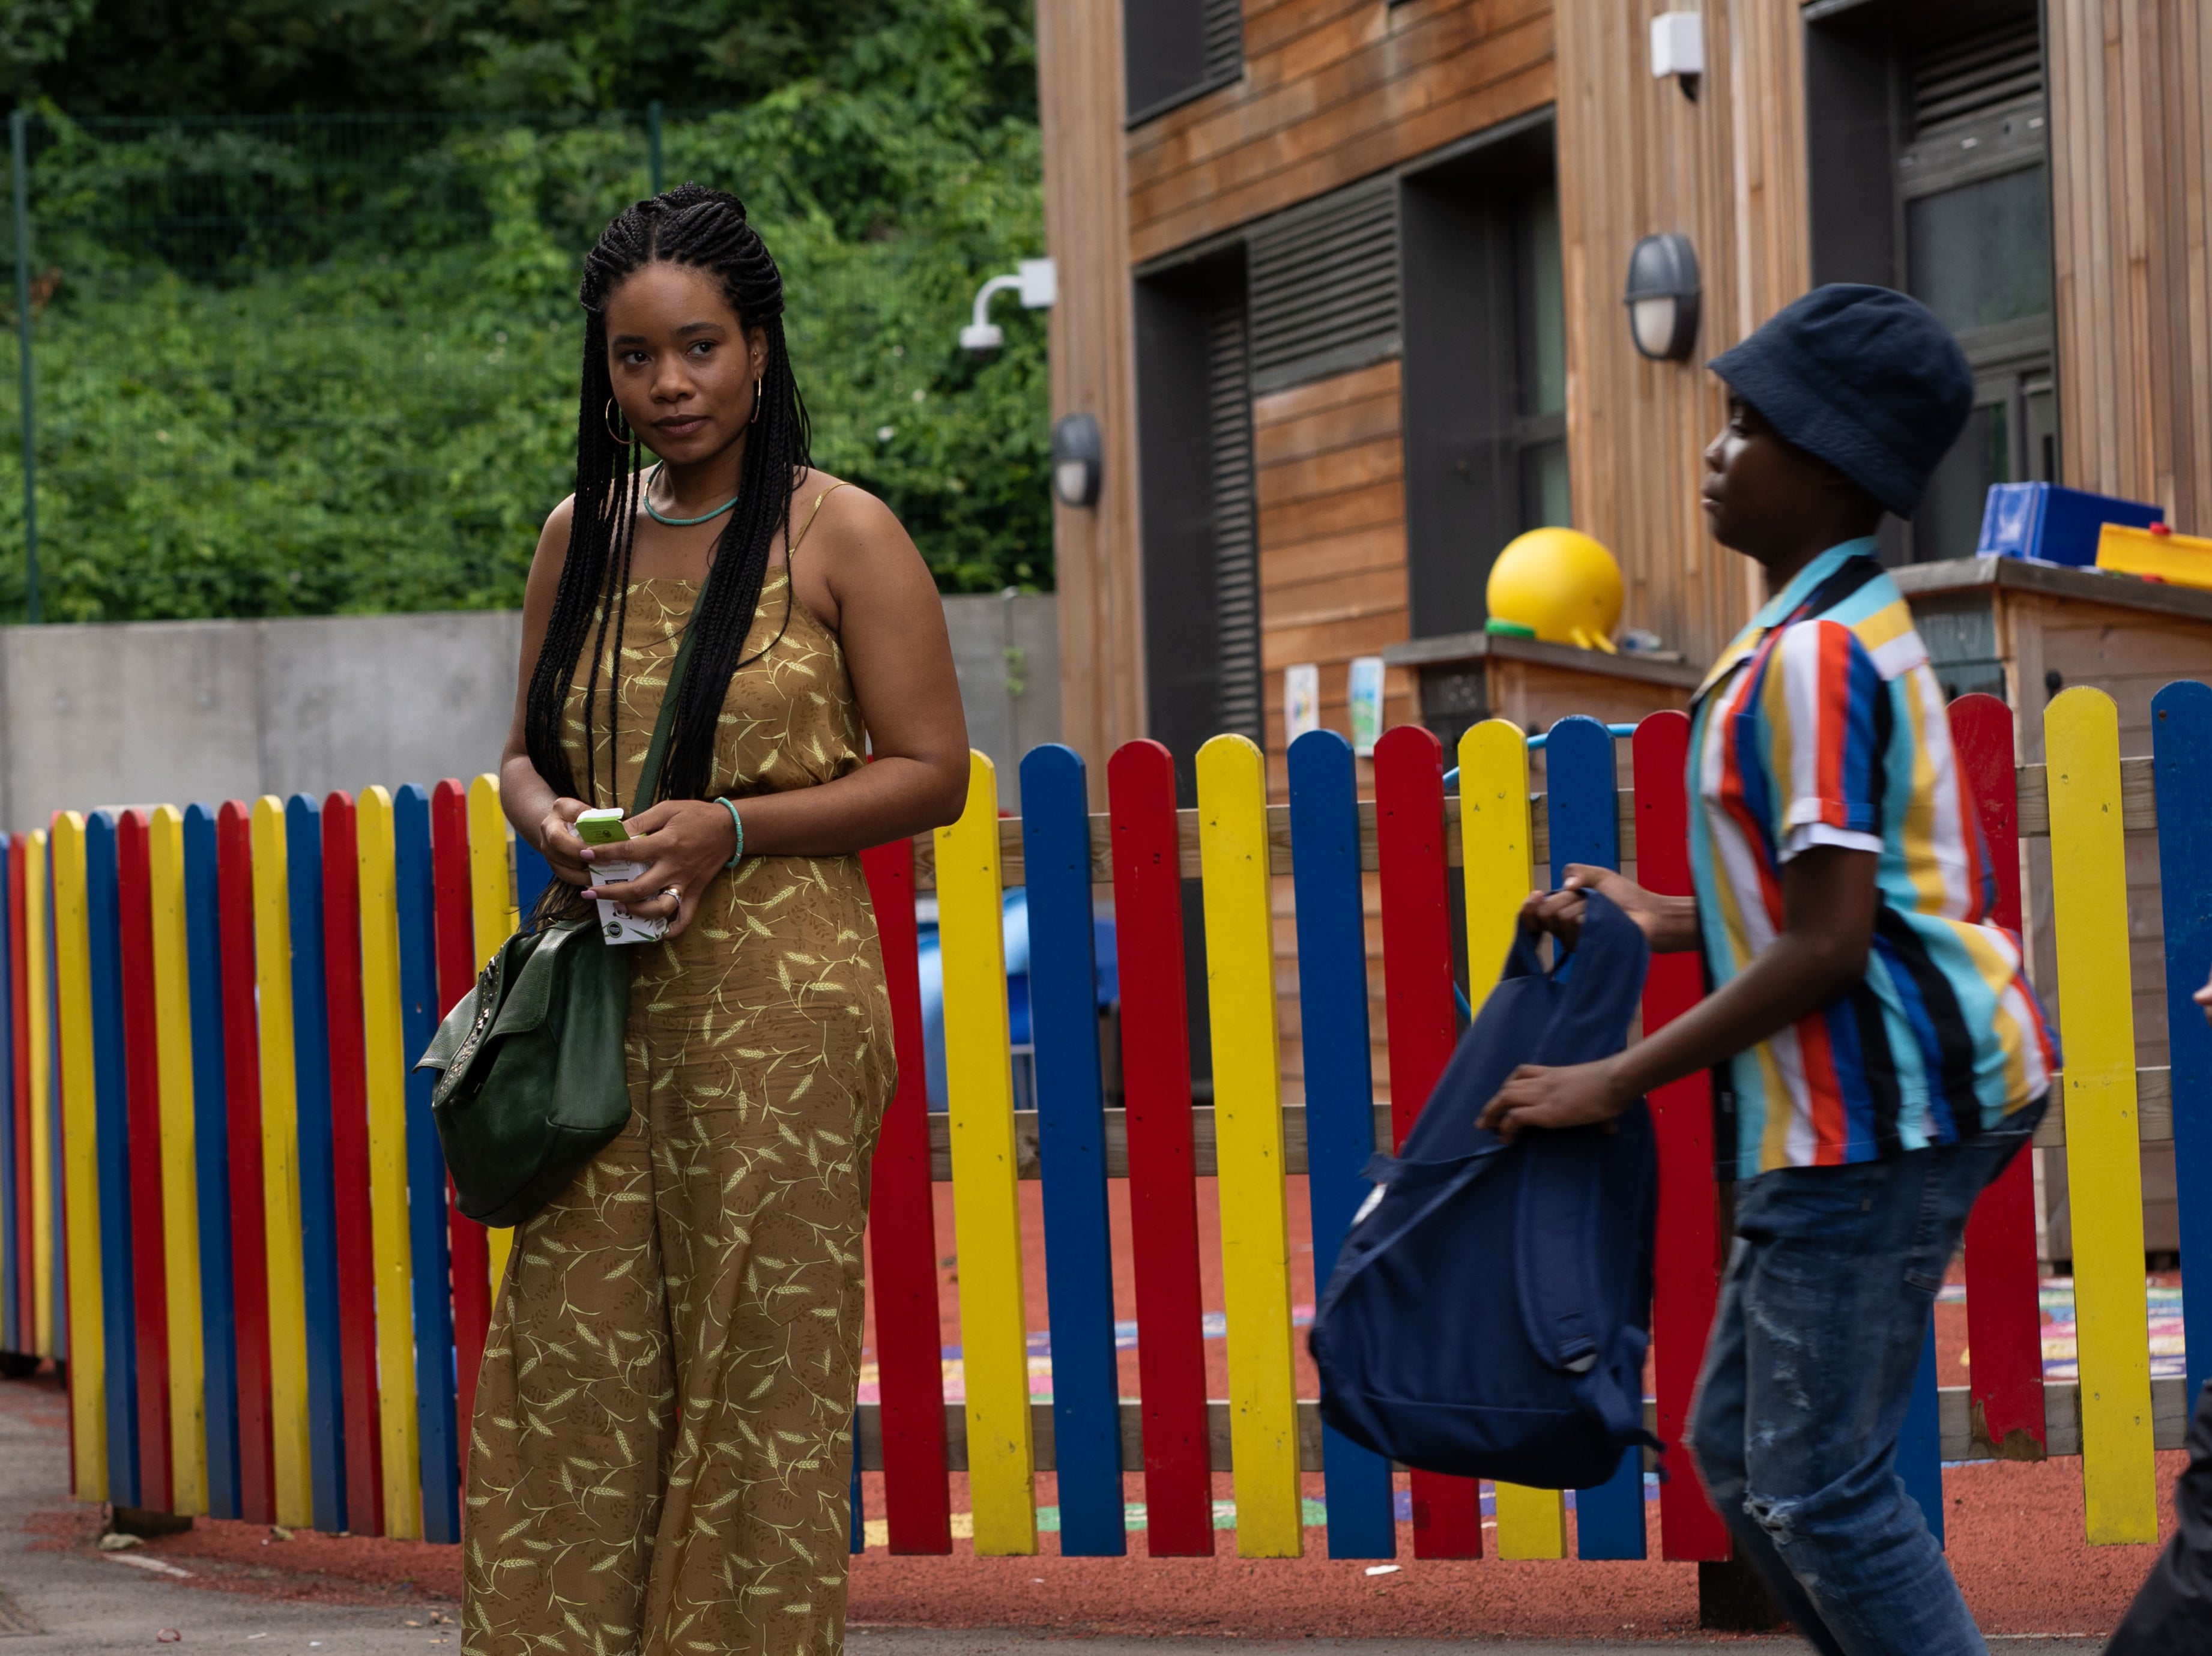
476;183;969;1654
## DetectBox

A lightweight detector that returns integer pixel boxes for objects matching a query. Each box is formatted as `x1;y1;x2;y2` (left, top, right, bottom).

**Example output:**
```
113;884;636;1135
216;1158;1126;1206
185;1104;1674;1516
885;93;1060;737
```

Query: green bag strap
629;594;707;816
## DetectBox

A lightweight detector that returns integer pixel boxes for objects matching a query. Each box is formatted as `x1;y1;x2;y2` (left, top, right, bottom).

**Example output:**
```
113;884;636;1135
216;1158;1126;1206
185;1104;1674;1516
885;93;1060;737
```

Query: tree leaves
0;0;1047;621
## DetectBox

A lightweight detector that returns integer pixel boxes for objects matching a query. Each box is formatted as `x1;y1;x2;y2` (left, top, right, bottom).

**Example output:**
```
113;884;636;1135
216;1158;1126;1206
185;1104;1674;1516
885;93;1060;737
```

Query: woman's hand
2198;962;2212;1026
1478;1057;1635;1142
579;798;739;940
1520;863;1700;953
537;798;593;888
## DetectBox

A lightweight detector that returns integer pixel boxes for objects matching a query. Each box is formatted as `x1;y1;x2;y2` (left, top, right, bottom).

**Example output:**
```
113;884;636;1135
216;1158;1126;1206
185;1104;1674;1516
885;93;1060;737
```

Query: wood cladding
1253;359;1416;799
1552;0;1809;669
1038;0;1149;787
1127;0;1555;264
2046;0;2212;533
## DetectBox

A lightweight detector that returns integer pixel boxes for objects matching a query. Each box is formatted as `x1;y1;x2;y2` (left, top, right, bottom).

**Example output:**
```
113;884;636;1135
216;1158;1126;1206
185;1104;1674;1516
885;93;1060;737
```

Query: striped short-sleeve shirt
1687;538;2056;1176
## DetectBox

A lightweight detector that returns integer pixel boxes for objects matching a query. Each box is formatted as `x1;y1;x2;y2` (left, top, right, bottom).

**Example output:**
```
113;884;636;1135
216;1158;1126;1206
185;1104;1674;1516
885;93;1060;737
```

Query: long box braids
524;183;815;811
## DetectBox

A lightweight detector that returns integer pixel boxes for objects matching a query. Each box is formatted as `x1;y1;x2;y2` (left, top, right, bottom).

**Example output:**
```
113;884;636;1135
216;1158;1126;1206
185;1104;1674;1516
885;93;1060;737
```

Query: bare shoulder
790;468;902;551
788;468;922;580
533;493;578;565
784;470;931;635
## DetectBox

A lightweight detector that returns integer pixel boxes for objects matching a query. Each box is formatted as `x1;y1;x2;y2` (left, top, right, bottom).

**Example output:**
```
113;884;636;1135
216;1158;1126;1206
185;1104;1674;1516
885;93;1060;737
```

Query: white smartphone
572;809;668;944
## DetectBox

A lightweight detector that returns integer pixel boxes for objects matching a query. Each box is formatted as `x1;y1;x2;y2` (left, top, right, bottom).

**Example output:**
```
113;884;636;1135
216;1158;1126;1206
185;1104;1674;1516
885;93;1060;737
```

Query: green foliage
0;0;1050;623
0;0;1039;119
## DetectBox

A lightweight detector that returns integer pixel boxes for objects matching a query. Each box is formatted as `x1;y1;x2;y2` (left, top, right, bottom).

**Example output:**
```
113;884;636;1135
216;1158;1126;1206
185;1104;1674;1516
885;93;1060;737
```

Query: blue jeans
1688;1098;2044;1656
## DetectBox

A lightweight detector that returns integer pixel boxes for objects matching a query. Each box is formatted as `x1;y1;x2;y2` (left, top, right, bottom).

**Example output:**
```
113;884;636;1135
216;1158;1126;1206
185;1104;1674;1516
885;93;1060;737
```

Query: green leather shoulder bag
415;603;704;1229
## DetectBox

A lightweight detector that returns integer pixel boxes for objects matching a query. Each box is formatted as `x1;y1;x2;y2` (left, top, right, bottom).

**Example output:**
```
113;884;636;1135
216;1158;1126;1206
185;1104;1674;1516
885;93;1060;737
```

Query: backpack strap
1515;1131;1606;1374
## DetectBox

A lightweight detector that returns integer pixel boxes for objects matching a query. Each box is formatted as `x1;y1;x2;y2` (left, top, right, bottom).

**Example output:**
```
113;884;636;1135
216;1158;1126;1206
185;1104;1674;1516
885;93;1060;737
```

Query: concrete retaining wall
0;592;1057;833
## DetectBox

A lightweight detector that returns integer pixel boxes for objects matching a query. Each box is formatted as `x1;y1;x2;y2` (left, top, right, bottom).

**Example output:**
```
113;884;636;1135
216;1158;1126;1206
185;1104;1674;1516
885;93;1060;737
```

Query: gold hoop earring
750;378;763;427
605;397;636;447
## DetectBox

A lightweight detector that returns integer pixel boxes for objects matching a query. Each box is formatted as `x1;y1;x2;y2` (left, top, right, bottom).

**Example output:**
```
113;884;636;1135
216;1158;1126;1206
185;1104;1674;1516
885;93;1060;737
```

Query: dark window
1512;182;1570;533
1397;113;1564;641
1126;0;1242;126
1806;0;2055;563
1133;248;1259;803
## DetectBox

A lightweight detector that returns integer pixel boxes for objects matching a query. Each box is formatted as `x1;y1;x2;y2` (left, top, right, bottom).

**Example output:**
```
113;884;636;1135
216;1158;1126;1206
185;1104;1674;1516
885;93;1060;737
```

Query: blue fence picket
85;811;141;1505
1900;1326;1944;1546
394;784;461;1541
1289;729;1395;1559
1020;743;1125;1556
284;796;348;1532
1542;718;1645;1559
183;804;242;1517
515;836;553;917
2154;680;2212;1401
850;1412;865;1555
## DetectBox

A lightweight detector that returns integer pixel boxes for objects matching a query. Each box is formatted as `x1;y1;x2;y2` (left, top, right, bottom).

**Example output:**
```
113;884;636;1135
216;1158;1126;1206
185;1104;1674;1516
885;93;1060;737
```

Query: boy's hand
1478;1057;1634;1141
1519;865;1700;953
2198;963;2212;1026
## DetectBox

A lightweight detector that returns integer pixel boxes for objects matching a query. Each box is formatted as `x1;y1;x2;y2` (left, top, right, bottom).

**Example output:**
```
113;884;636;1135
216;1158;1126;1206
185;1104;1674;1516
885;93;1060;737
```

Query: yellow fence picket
935;751;1036;1555
1458;719;1531;1015
466;774;517;1295
149;806;208;1514
2044;687;2157;1543
355;787;421;1538
250;796;313;1528
1455;722;1562;1557
51;812;106;1499
1198;734;1303;1558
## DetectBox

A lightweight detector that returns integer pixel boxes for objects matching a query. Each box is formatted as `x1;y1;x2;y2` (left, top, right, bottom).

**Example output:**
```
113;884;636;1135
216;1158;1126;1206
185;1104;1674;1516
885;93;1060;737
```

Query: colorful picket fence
0;686;2202;1558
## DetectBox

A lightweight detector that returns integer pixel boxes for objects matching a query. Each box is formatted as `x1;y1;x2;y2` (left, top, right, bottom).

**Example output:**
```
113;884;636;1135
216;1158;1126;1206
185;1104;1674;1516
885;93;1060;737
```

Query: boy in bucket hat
1481;285;2056;1655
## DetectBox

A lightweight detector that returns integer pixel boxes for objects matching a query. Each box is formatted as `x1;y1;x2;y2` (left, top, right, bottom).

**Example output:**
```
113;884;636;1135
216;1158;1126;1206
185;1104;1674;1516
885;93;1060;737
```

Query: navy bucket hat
1708;284;1973;519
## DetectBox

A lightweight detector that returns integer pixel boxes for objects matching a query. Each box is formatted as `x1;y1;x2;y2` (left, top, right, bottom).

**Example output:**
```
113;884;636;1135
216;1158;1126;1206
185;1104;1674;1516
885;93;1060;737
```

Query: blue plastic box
1977;482;2164;566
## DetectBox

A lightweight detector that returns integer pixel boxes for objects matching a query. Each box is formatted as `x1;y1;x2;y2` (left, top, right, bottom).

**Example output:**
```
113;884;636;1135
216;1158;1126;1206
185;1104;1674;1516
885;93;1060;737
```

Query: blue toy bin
1977;482;2164;567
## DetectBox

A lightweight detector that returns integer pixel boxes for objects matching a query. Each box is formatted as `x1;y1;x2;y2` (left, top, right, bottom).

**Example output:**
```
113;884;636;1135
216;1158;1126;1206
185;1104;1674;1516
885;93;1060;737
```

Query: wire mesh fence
0;104;1049;625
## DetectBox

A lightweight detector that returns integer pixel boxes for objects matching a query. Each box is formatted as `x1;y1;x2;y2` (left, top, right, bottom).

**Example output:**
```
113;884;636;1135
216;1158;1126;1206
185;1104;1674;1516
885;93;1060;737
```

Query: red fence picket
859;838;952;1553
1631;713;1730;1559
216;800;276;1522
322;793;385;1533
1108;740;1214;1557
1374;725;1482;1559
1951;695;2046;1455
429;780;489;1455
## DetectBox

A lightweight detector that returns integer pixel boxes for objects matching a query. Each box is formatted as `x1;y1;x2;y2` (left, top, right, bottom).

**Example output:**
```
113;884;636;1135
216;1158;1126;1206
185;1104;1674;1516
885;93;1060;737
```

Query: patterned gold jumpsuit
464;563;895;1656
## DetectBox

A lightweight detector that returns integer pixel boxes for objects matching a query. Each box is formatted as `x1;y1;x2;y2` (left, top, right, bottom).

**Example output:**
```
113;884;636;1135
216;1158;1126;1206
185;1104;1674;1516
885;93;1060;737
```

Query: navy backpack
1309;890;1663;1491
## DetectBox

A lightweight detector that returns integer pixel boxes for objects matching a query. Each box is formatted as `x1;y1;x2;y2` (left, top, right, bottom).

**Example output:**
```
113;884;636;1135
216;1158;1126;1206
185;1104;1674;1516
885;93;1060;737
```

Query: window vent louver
1247;177;1400;393
1911;19;2042;134
1206;297;1262;743
1203;0;1244;83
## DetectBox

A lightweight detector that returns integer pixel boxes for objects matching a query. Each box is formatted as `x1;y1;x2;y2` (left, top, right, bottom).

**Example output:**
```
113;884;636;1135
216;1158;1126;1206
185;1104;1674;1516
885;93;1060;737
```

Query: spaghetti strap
790;481;851;558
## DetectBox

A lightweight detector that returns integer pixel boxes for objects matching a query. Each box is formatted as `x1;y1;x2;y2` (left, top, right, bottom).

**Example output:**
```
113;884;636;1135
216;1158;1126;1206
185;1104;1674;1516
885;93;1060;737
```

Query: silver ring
659;884;682;902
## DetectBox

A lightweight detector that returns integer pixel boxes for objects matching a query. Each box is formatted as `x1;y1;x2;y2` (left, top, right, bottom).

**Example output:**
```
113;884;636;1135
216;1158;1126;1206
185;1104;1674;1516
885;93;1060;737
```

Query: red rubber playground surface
847;1177;2185;1641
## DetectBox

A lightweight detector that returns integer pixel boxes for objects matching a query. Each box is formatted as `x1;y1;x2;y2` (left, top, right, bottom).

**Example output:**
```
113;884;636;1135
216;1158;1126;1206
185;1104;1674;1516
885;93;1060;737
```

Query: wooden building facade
1037;0;2212;796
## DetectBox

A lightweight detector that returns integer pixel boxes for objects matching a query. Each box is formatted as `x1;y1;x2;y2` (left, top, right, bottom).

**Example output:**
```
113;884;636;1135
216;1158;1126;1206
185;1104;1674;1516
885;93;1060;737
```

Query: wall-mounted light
1650;11;1703;101
1624;233;1702;361
961;258;1057;352
1051;412;1102;507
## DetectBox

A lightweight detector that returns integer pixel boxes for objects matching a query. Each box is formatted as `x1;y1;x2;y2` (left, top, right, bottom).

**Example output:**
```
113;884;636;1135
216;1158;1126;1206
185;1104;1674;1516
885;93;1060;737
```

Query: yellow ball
1485;527;1624;650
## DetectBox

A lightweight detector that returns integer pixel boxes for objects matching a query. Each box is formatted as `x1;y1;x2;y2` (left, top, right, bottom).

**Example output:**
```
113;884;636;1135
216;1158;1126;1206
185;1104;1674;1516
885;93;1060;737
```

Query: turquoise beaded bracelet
718;797;745;868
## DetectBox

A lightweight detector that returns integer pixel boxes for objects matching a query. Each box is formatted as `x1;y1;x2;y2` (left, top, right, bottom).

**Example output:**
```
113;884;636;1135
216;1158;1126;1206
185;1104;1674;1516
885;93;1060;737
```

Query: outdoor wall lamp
960;258;1057;352
1650;11;1704;101
1051;412;1102;507
1624;233;1701;361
